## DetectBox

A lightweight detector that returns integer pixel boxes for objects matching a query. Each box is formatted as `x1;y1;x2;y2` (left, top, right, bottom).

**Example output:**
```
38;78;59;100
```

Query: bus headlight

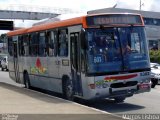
139;79;151;84
140;79;150;83
144;79;150;83
102;83;109;88
95;80;109;88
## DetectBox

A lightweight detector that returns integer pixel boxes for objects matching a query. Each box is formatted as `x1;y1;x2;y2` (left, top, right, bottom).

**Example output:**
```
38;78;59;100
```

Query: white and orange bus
7;13;151;102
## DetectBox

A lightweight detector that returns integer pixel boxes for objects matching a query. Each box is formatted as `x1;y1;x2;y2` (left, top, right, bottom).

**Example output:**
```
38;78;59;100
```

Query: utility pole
140;0;142;10
139;0;144;11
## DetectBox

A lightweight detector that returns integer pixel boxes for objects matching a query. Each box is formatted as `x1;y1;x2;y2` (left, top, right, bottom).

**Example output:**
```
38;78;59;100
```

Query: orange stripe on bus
7;13;144;37
7;28;29;36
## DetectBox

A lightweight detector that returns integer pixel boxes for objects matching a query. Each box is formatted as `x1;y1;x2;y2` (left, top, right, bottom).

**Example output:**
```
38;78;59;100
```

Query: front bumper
84;83;151;100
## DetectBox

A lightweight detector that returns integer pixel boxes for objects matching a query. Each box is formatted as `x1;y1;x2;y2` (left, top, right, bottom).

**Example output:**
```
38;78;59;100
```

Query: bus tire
24;72;31;89
1;67;4;71
151;83;156;88
63;78;74;101
114;96;126;103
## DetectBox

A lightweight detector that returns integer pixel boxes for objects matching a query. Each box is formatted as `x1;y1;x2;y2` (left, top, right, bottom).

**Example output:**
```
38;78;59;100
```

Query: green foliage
149;50;160;63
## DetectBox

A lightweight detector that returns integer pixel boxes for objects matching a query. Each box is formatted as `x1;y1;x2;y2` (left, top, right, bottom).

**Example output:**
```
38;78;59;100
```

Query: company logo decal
31;58;47;74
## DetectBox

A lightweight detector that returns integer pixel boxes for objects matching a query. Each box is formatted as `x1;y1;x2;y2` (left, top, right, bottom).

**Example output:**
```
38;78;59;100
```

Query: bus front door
70;33;83;96
13;42;20;83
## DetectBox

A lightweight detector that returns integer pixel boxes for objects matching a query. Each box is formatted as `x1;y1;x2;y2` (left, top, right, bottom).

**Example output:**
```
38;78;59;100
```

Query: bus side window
45;32;49;56
48;31;57;56
81;50;85;73
58;29;68;57
30;33;38;56
23;35;29;56
18;36;23;56
39;32;46;56
8;37;13;56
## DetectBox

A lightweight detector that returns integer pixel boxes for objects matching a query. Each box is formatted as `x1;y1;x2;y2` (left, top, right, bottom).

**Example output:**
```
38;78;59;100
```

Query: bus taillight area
84;72;151;100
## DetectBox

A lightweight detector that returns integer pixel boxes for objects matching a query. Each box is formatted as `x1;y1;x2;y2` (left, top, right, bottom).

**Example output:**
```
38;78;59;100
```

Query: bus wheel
24;73;31;89
1;67;4;71
114;97;126;103
151;83;156;88
63;79;74;101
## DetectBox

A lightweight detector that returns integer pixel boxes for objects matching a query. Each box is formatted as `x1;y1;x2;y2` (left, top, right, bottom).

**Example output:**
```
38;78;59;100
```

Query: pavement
0;82;124;120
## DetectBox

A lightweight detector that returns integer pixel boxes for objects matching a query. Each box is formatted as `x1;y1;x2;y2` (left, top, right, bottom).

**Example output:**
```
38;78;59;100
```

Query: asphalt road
1;70;160;119
85;81;160;117
87;87;160;114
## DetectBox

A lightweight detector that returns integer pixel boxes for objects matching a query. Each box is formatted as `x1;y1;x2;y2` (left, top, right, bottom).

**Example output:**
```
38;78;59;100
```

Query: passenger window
39;32;46;56
30;33;38;56
130;32;141;53
58;30;68;57
18;36;24;56
8;37;13;56
48;31;57;56
23;35;29;56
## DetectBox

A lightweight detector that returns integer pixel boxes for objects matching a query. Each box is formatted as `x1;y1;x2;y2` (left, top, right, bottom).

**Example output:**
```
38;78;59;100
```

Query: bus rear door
13;37;20;83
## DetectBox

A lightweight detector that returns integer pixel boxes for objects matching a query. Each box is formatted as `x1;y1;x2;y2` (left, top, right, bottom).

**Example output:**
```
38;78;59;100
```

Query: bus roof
7;28;29;36
7;13;143;37
27;16;85;33
7;16;86;37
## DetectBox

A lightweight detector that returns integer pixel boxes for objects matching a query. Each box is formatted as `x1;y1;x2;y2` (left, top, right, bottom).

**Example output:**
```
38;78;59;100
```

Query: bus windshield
86;27;150;74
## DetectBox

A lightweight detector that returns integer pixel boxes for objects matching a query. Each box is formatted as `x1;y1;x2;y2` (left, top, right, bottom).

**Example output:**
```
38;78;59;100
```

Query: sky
0;0;160;33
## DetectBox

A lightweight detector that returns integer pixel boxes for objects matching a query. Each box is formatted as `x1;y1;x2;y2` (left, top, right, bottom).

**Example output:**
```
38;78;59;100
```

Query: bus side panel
8;55;16;81
36;57;50;90
25;57;39;88
18;57;25;84
48;56;62;93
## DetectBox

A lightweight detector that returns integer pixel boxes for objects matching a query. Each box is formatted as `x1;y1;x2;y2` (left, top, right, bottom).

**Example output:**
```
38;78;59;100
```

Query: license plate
138;84;150;90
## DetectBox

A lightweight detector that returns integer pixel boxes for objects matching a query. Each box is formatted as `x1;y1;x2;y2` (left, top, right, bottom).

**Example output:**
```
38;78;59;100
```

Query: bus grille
110;81;138;88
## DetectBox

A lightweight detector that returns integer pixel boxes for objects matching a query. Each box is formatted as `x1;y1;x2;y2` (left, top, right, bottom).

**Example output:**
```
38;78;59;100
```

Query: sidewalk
0;82;124;120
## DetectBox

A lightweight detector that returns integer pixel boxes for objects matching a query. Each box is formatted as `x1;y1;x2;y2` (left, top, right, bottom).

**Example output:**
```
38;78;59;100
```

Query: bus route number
94;56;102;63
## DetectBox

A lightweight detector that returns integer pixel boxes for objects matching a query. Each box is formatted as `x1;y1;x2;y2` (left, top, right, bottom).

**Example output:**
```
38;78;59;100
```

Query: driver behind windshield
91;35;120;62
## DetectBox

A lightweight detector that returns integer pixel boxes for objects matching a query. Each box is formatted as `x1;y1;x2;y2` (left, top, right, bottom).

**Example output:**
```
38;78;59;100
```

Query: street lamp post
140;0;141;10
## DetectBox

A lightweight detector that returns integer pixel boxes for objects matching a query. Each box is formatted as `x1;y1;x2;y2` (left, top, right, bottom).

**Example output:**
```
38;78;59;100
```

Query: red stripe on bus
104;74;138;81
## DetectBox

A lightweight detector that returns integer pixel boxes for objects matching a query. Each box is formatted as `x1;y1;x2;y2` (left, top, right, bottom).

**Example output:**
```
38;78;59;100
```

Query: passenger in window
122;44;131;55
49;42;54;56
94;36;108;54
60;42;67;56
59;31;68;56
105;38;120;61
47;32;53;56
92;36;109;61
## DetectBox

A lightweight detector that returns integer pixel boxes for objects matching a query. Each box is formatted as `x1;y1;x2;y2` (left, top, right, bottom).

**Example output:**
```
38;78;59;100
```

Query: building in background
88;8;160;50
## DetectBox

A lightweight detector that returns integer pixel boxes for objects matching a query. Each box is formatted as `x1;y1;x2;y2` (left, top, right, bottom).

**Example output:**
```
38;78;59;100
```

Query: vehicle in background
1;56;8;71
0;54;7;68
150;63;160;88
0;57;3;67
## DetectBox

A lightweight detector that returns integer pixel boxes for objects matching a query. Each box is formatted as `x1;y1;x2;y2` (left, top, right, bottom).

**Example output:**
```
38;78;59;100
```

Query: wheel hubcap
25;80;29;88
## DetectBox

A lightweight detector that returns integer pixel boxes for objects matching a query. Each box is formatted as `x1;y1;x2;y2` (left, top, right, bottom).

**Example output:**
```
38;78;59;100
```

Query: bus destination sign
86;14;142;26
